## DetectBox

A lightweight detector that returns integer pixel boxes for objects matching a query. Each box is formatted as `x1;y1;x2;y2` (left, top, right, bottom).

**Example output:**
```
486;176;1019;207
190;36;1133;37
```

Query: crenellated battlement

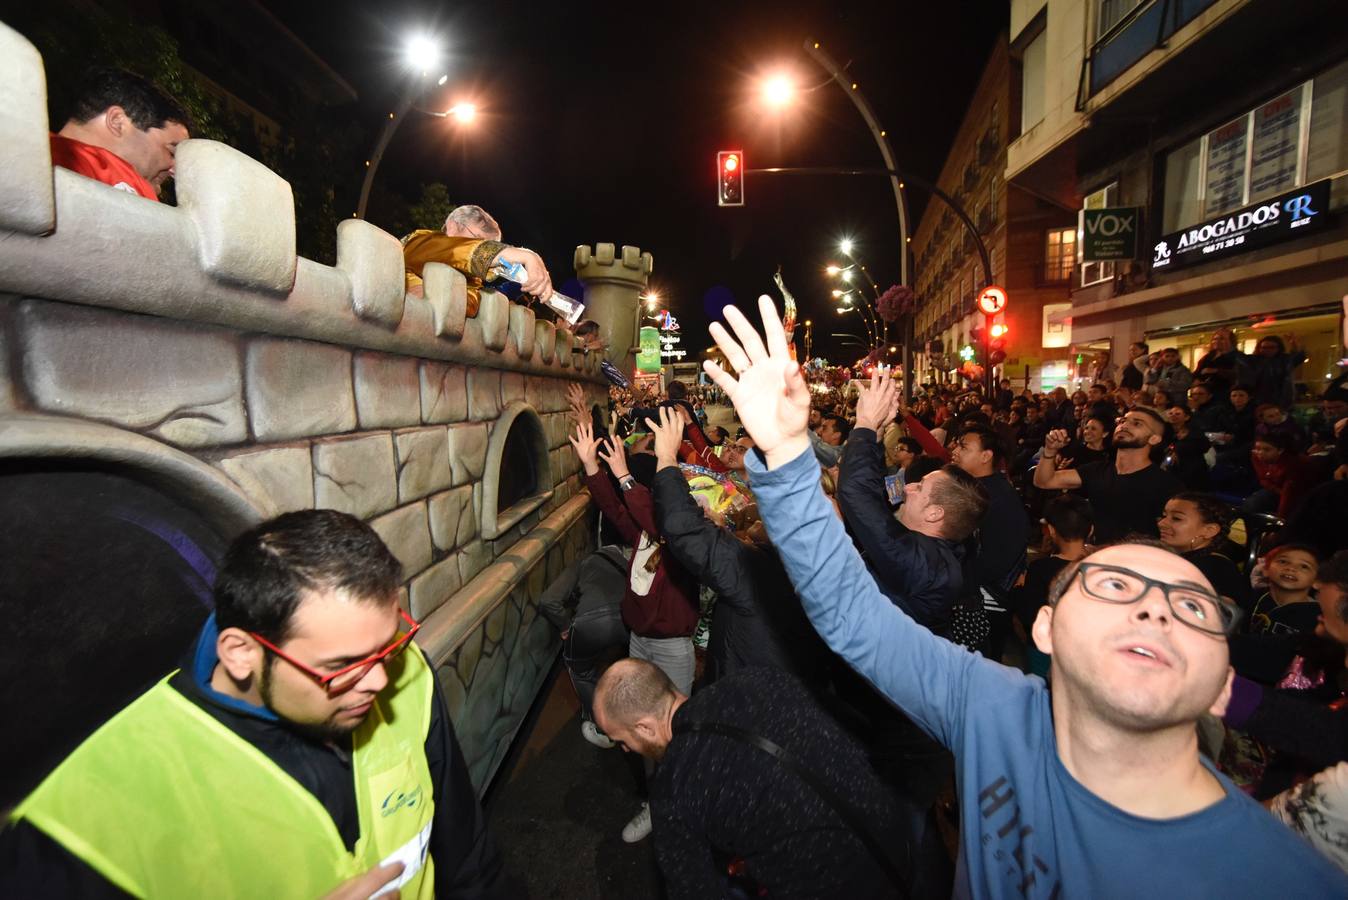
0;19;624;797
0;39;602;382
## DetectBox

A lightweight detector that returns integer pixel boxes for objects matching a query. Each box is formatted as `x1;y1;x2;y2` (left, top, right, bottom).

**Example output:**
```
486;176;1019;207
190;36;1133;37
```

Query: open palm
702;296;811;468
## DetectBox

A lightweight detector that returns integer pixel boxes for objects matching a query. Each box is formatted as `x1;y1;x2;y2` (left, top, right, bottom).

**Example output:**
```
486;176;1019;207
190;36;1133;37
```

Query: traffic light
717;150;744;207
989;322;1009;366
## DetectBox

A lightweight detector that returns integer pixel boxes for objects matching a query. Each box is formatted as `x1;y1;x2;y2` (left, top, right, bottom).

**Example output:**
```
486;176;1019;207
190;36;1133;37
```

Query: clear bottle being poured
489;258;586;326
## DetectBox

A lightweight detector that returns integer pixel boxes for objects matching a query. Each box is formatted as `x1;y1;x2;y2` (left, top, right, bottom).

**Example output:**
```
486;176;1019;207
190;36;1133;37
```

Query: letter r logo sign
1284;194;1317;220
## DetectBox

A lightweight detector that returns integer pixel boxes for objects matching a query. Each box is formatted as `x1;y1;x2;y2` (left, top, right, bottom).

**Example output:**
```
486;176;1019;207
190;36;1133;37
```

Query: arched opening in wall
498;417;540;514
0;418;260;810
481;401;553;541
0;464;229;807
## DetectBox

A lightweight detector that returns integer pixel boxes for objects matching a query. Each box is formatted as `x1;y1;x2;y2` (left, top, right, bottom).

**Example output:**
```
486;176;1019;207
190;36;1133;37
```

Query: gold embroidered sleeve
402;232;493;279
468;240;507;279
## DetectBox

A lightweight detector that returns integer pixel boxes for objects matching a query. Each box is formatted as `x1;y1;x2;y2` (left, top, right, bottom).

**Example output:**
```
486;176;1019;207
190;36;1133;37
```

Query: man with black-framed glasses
702;297;1347;897
3;510;506;900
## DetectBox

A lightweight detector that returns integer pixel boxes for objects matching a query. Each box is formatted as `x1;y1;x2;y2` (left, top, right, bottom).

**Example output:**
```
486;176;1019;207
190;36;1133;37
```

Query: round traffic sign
977;285;1007;316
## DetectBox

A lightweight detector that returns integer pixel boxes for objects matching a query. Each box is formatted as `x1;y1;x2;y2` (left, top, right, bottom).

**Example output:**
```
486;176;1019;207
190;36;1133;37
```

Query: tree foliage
406;183;456;233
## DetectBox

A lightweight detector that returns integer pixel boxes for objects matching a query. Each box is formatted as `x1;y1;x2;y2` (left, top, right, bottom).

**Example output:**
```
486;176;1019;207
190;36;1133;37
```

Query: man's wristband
618;475;636;491
1041;450;1058;460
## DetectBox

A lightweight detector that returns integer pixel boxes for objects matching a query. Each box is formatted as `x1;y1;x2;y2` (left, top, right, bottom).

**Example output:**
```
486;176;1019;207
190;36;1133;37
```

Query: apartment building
1007;0;1348;392
912;38;1079;390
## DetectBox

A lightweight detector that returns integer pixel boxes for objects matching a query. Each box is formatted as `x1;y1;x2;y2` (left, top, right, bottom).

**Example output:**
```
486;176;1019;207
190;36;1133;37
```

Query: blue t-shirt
747;447;1348;898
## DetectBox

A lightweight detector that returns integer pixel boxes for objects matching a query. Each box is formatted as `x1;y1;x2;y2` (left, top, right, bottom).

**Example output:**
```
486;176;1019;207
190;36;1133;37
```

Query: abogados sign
1152;179;1331;271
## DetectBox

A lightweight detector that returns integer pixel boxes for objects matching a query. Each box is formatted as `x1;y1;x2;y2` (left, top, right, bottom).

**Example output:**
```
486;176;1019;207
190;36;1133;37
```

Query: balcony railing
1078;0;1220;104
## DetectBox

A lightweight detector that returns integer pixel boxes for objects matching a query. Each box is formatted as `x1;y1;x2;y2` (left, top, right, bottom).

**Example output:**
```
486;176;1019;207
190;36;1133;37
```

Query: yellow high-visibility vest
11;646;438;899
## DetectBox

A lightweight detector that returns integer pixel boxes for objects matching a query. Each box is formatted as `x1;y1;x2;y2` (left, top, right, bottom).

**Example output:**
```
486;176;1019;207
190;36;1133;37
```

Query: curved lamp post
803;41;910;290
356;34;474;221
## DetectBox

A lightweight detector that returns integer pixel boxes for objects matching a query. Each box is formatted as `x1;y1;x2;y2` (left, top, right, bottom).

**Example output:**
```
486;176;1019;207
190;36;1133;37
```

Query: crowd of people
25;62;1348;899
541;297;1348;896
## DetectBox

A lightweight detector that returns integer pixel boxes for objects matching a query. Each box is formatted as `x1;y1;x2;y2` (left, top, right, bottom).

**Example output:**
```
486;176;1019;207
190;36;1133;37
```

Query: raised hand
646;406;685;470
597;436;631;479
855;369;899;433
1044;428;1071;454
568;421;602;476
702;296;811;469
566;383;587;424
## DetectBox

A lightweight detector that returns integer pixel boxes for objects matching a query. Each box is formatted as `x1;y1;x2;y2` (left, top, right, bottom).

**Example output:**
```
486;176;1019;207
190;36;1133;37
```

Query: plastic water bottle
490;259;586;325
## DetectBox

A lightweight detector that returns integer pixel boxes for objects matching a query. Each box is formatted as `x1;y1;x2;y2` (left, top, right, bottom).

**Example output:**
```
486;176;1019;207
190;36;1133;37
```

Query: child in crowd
1011;494;1093;679
1245;544;1320;636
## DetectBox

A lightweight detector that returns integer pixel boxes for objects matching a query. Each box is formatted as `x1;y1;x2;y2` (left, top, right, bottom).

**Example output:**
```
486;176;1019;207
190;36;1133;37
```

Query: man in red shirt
49;68;191;202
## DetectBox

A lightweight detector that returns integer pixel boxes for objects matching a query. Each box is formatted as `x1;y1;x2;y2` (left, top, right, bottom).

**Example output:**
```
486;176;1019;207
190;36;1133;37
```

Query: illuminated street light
839;238;854;255
841;269;854;283
404;34;443;74
762;75;795;107
446;103;476;123
357;30;450;219
825;264;841;276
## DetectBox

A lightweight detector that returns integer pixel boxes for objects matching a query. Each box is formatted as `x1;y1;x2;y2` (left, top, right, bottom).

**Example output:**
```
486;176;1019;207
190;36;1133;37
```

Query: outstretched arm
647;405;748;602
703;298;981;745
837;427;948;627
899;411;951;462
572;423;642;547
651;468;751;609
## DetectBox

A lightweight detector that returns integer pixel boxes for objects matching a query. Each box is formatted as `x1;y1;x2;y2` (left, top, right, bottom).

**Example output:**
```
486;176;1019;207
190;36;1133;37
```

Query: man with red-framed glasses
4;510;506;899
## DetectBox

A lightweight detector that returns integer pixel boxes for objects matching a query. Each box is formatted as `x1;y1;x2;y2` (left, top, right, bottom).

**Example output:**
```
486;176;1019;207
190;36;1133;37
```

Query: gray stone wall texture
0;21;632;793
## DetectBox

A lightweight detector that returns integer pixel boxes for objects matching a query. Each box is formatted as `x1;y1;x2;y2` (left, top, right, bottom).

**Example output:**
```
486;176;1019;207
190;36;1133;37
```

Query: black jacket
836;427;966;636
652;668;907;899
652;466;829;687
973;473;1027;596
0;632;506;900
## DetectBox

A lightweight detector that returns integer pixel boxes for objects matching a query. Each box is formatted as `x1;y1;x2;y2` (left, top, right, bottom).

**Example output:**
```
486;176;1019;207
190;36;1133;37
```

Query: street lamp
433;102;476;123
753;41;914;395
835;303;876;347
356;32;451;220
762;75;795;107
403;33;443;75
830;251;888;349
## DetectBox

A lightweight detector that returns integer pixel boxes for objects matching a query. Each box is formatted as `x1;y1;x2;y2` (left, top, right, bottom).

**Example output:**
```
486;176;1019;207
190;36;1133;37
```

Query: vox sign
1079;206;1140;262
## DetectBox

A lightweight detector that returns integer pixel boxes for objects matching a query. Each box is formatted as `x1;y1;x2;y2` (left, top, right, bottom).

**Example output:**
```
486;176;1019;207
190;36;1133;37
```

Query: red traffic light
990;323;1009;339
717;150;744;207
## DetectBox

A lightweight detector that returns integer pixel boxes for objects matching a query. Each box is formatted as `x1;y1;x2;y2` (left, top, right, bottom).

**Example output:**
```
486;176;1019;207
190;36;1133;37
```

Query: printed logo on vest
381;785;424;818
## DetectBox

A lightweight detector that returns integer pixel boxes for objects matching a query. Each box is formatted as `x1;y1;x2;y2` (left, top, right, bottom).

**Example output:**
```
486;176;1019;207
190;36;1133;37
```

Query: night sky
265;0;1006;361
